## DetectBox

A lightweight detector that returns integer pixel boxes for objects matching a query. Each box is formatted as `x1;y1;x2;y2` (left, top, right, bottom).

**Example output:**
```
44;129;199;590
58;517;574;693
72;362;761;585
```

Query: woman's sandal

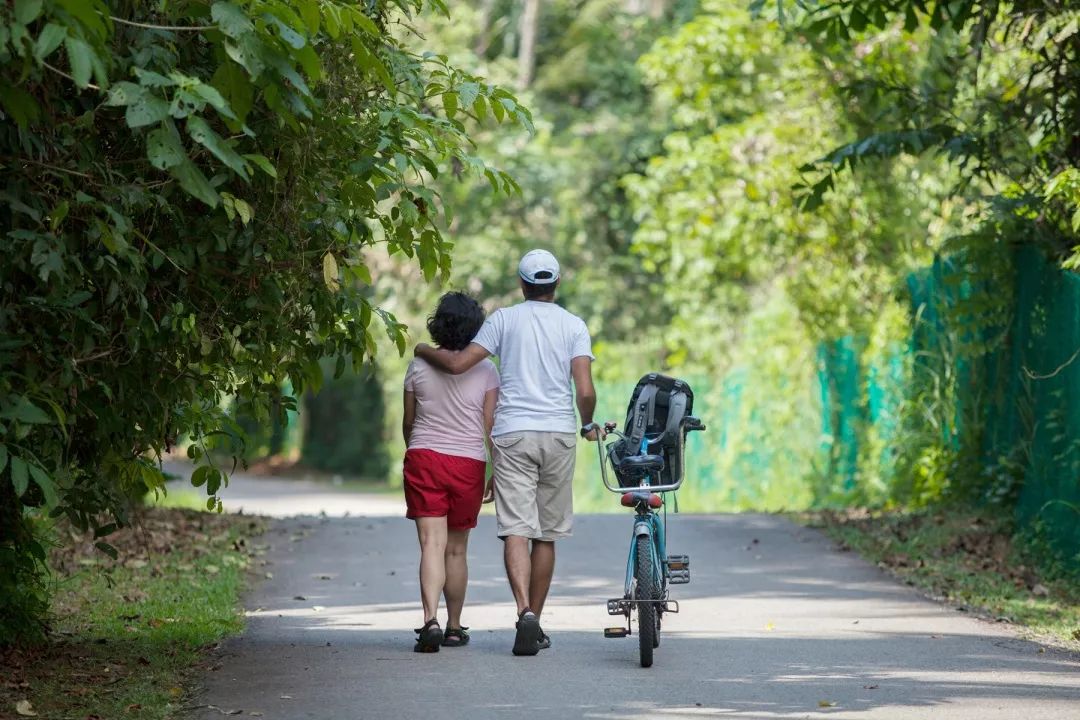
442;626;470;647
413;618;443;653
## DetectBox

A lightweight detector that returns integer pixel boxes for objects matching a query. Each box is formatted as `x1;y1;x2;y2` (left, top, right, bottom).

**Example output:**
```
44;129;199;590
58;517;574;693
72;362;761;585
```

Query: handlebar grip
684;416;706;432
604;421;618;432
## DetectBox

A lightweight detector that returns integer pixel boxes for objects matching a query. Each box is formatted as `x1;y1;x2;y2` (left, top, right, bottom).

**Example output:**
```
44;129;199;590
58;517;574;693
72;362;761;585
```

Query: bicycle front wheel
635;534;657;668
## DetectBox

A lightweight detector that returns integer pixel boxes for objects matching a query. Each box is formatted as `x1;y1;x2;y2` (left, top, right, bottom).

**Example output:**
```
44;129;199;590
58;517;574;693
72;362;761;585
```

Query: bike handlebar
587;417;706;495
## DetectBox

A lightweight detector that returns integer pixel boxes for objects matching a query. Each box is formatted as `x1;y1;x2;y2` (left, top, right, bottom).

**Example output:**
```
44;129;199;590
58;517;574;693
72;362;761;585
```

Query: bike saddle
621;492;663;508
616;454;665;475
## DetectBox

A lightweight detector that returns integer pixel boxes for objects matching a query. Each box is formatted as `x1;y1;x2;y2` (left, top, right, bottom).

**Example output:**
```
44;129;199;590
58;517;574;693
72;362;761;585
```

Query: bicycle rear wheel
635;534;656;668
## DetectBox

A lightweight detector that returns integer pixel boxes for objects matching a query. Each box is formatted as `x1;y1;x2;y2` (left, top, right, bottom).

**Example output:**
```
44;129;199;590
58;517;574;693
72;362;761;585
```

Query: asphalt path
194;509;1080;719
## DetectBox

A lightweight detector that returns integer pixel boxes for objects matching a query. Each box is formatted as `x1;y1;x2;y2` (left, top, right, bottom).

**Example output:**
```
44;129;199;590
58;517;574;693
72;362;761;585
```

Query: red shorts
403;448;486;530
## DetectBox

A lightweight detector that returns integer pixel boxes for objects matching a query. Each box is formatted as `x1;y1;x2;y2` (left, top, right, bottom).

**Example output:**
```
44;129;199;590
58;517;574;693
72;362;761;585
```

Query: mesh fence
997;247;1080;557
580;246;1080;560
819;246;1080;558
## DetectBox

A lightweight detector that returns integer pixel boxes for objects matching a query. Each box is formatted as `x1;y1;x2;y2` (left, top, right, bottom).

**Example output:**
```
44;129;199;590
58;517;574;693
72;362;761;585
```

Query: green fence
819;246;1080;559
995;247;1080;557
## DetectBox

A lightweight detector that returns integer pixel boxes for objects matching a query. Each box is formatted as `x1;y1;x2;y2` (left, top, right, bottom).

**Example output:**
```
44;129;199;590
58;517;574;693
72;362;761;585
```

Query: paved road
162;461;407;517
195;512;1080;719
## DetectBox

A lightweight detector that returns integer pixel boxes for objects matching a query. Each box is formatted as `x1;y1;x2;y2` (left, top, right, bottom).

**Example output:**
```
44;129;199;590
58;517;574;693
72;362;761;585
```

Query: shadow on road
195;514;1079;719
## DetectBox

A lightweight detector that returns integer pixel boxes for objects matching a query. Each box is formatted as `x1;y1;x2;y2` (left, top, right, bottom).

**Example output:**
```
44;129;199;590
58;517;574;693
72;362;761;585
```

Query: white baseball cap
518;249;560;284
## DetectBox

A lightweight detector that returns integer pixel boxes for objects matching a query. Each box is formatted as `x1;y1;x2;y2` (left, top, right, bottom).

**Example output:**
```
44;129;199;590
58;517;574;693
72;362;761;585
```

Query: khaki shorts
491;431;576;541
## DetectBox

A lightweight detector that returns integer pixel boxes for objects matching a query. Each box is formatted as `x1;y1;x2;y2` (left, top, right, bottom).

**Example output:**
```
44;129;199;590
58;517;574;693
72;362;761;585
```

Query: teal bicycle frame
625;506;666;603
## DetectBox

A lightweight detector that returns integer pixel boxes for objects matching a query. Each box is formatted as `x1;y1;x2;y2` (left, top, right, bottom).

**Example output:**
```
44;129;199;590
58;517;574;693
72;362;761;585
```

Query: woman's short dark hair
427;292;485;351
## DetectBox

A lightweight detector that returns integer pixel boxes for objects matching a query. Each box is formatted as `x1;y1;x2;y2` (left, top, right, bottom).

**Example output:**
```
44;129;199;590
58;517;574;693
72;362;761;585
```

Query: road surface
194;510;1080;719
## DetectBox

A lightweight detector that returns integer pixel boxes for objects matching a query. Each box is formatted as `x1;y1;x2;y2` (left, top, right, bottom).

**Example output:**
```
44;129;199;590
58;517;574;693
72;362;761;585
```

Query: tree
0;0;529;643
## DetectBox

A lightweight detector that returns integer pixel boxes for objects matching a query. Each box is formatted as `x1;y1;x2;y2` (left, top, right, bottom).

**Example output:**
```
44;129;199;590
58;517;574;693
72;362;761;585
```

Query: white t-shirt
472;300;594;437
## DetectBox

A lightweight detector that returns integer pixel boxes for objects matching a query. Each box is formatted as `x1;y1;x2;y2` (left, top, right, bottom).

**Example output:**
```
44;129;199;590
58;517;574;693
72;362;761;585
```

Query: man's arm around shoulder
414;342;490;375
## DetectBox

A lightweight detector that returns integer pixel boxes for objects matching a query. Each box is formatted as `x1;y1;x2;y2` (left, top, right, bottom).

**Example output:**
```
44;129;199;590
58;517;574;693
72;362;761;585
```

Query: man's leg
533;433;576;631
504;535;533;614
528;540;555;617
443;529;469;629
415;517;448;623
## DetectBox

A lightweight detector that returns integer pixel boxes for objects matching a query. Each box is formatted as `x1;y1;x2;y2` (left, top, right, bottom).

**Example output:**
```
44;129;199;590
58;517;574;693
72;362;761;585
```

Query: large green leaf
125;94;170;128
147;123;187;170
63;36;95;89
187;116;249;179
105;81;143;107
0;397;51;424
170;158;220;207
27;463;58;506
14;0;43;25
10;456;28;496
34;23;67;62
0;83;40;126
212;1;254;38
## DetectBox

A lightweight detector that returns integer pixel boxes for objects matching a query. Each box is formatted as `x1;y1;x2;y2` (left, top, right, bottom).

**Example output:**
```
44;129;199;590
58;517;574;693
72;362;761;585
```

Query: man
414;248;603;656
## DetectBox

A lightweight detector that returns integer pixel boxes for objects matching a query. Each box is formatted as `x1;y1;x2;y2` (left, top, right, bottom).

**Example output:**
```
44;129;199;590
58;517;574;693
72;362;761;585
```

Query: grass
1;508;266;720
805;507;1080;651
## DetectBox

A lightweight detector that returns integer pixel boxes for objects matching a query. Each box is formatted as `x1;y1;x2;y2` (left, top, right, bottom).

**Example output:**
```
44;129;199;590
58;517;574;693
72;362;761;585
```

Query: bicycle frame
624;508;666;601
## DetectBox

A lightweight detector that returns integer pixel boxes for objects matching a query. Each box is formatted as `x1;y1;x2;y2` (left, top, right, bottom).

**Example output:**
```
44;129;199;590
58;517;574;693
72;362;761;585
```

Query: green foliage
301;361;389;478
0;0;527;642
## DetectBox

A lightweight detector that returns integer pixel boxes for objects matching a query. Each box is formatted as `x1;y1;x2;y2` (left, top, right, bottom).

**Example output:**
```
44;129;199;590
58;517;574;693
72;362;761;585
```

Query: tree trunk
517;0;540;89
474;0;497;56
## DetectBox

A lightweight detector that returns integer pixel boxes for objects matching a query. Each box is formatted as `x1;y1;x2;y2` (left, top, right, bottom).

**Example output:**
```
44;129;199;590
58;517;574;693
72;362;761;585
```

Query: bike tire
635;534;657;668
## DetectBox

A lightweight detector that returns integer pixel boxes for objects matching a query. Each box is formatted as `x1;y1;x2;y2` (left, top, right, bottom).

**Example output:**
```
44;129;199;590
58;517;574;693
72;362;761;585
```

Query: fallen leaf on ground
15;699;37;716
168;686;183;698
818;700;836;707
1031;583;1049;597
293;595;306;601
863;684;879;690
764;622;775;631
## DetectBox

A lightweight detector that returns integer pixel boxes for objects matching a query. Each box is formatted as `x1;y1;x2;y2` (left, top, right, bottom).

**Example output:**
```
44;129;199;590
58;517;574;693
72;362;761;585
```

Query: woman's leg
416;517;448;623
443;529;470;629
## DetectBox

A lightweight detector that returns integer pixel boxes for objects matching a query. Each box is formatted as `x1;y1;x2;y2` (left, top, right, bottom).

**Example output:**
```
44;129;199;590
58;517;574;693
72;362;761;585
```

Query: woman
402;292;498;652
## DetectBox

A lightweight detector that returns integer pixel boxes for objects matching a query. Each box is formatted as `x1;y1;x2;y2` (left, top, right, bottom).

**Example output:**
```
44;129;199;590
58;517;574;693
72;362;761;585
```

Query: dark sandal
413;618;442;653
442;626;470;647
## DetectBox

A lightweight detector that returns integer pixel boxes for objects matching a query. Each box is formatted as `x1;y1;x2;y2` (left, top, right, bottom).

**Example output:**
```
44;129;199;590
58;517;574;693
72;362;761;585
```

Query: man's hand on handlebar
581;421;608;442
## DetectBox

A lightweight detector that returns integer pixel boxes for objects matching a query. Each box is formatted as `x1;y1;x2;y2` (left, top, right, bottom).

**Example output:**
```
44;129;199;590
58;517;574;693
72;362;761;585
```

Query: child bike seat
615;454;665;477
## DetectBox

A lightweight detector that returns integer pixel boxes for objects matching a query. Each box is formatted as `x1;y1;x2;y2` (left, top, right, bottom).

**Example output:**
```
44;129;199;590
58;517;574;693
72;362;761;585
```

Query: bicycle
585;414;706;667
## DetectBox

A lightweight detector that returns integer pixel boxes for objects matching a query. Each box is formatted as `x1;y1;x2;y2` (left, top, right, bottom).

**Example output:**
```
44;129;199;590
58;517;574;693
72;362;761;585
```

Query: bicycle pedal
606;598;628;615
667;555;690;584
603;627;630;638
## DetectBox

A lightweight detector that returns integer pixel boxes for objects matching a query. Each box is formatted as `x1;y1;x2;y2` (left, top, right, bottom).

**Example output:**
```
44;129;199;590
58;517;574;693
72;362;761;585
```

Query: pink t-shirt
404;357;500;461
